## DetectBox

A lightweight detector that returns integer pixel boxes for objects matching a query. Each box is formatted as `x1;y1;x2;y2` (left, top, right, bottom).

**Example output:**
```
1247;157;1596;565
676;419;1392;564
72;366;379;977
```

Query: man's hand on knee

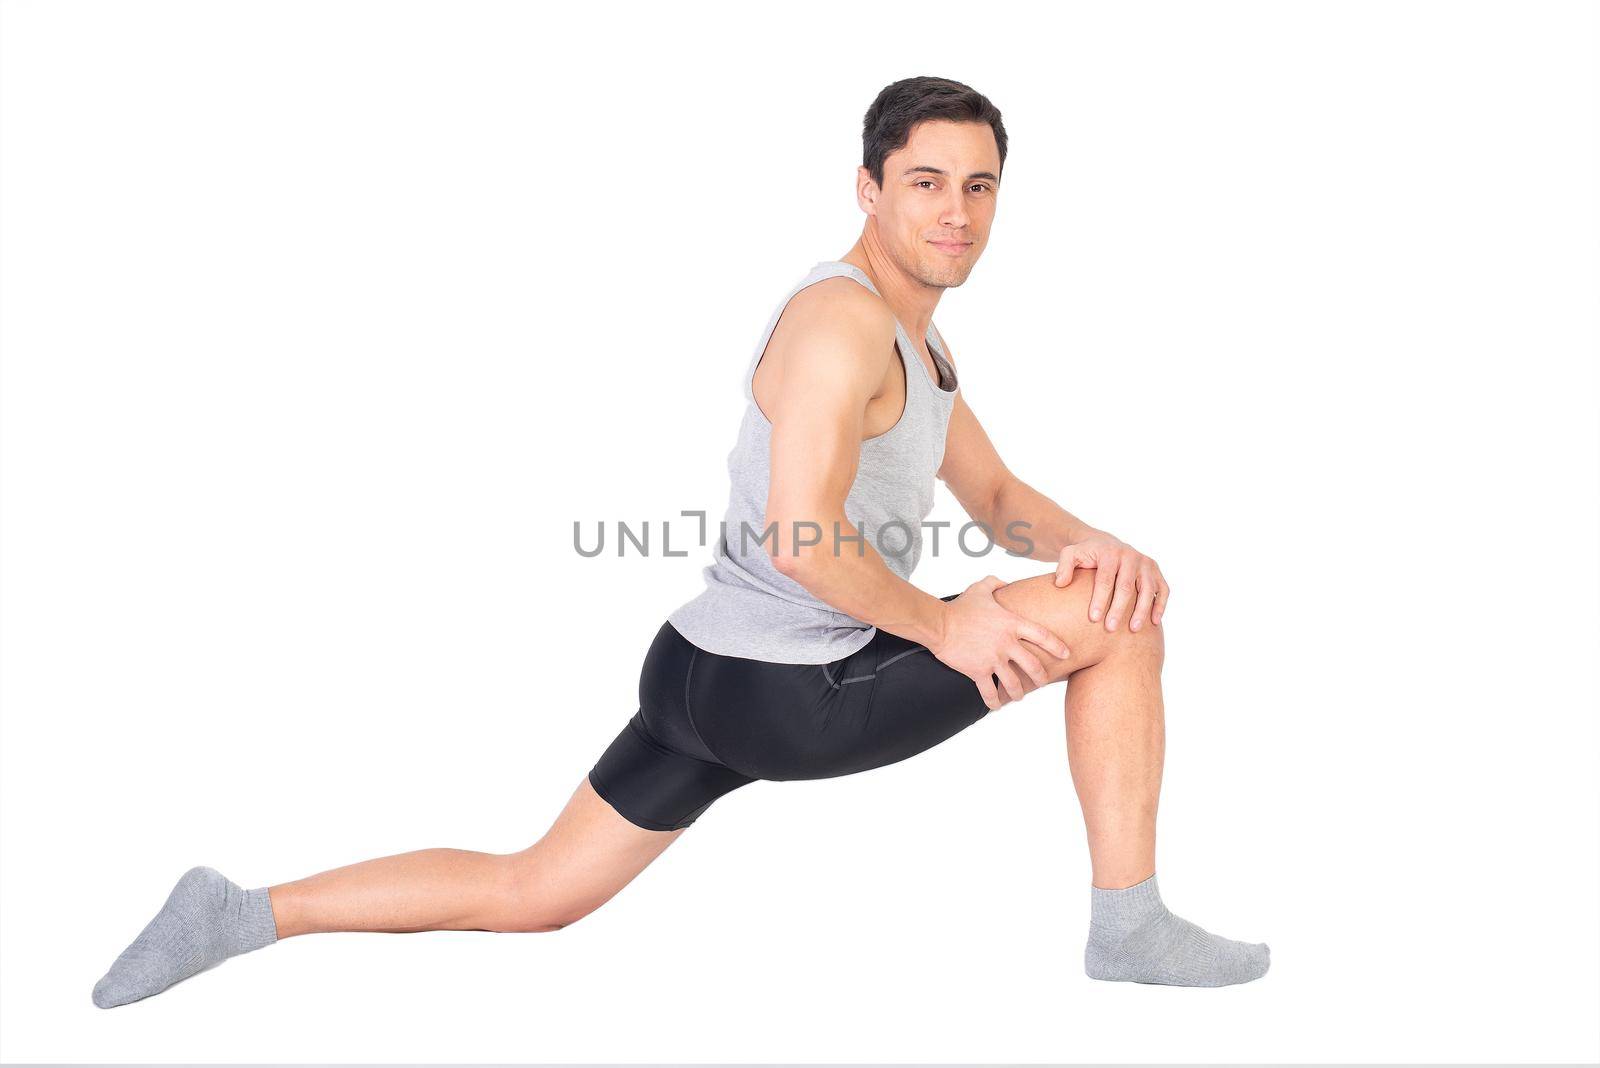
1053;531;1170;633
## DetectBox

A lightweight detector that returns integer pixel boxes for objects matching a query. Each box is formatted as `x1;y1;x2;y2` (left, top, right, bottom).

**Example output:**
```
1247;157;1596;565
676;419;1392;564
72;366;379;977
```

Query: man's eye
916;180;936;189
969;184;992;194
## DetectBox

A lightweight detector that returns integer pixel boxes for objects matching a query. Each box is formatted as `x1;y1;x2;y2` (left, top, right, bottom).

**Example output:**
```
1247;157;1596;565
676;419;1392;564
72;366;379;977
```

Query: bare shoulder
759;275;897;382
773;275;894;350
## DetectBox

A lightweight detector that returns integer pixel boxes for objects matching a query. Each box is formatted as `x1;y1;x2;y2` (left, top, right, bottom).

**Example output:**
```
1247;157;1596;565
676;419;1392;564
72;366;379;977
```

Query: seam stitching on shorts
681;647;755;779
877;647;931;673
682;648;721;765
626;711;729;771
823;646;922;686
862;638;884;732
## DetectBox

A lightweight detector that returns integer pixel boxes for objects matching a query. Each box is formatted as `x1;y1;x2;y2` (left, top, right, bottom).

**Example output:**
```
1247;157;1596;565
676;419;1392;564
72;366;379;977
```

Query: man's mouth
930;240;971;254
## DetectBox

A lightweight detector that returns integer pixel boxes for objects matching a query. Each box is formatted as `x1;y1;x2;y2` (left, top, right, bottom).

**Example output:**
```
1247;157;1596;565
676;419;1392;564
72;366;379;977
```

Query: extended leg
269;775;682;936
92;774;681;1008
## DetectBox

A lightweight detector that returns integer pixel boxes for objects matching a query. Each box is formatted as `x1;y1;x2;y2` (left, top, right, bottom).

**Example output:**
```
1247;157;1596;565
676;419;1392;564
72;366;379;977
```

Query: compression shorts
588;593;993;831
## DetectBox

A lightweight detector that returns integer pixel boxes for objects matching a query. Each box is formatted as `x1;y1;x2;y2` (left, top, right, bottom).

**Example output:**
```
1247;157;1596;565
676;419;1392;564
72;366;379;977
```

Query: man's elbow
770;548;811;581
765;509;828;581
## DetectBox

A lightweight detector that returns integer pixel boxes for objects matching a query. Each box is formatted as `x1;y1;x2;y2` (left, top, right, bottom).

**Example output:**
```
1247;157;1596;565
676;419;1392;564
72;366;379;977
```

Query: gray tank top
667;259;959;664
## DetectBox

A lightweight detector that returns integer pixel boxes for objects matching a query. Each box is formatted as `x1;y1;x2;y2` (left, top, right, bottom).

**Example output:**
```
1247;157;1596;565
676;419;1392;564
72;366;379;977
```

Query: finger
1010;644;1050;688
1152;578;1169;625
1015;619;1070;660
1055;544;1098;587
975;673;1001;711
1054;549;1079;587
1105;567;1138;632
1089;565;1117;623
1129;569;1159;633
993;661;1025;703
1018;636;1070;671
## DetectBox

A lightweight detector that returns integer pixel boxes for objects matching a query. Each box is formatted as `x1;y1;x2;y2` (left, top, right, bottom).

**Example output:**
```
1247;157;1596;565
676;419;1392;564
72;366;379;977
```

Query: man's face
864;118;1000;288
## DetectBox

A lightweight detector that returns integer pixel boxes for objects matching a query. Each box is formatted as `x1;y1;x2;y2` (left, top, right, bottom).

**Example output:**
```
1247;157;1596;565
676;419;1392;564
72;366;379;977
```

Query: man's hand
930;576;1072;711
1054;531;1169;633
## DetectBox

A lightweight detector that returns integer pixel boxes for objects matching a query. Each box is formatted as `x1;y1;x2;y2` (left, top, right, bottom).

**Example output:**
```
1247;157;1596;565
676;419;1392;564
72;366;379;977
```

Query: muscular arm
762;290;951;650
934;348;1167;632
936;383;1102;560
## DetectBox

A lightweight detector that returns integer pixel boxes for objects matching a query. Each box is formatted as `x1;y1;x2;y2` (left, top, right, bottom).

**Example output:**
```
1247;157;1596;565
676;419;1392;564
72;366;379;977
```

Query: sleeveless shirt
666;259;960;663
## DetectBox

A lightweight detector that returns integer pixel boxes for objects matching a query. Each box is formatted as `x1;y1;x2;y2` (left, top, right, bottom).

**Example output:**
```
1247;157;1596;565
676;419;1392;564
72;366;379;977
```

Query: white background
3;0;1596;1062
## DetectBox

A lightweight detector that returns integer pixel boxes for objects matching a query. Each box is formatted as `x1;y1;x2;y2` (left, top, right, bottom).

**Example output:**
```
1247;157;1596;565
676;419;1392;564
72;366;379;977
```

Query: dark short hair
861;76;1008;189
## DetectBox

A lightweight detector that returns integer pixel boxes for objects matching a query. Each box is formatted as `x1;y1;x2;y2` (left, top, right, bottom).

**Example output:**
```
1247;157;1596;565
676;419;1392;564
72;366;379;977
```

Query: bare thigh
505;774;687;930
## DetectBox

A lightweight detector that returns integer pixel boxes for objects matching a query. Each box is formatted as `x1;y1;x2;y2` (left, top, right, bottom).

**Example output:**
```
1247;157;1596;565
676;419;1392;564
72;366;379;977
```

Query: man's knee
499;887;603;933
993;570;1165;675
499;852;604;933
1114;609;1165;665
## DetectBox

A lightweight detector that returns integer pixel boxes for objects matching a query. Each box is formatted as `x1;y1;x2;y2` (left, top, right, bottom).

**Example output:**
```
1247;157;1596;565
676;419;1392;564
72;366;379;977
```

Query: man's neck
838;244;940;348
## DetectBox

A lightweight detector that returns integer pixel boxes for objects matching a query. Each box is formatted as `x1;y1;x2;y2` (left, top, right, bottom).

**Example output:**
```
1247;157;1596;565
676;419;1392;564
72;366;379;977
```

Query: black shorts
588;594;992;831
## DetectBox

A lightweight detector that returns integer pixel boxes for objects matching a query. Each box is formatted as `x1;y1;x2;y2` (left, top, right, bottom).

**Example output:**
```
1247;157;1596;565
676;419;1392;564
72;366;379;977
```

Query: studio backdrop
1;0;1596;1062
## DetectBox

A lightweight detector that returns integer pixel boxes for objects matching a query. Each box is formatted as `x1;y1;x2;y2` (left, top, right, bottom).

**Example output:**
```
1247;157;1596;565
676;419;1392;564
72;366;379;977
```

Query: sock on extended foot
92;866;279;1008
1084;872;1269;987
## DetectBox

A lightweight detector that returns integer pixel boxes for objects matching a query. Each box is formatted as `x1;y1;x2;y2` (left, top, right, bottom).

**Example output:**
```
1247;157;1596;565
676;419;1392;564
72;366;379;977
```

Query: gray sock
92;866;279;1008
1084;872;1270;987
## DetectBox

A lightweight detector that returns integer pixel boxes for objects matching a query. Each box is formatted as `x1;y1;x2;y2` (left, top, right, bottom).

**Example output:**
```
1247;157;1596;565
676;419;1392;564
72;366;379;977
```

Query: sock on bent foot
92;865;279;1008
1085;872;1270;987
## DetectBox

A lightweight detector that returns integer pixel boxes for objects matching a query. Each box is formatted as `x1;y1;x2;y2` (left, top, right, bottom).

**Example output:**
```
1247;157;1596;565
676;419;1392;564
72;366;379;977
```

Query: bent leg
986;571;1268;986
987;570;1165;887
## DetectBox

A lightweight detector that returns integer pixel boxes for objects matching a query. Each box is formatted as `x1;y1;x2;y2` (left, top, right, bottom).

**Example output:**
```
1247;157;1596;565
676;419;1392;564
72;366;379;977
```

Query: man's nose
939;194;971;229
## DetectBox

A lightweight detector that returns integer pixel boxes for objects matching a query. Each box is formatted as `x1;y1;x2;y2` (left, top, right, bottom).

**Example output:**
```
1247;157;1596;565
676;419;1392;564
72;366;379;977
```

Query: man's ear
855;165;880;213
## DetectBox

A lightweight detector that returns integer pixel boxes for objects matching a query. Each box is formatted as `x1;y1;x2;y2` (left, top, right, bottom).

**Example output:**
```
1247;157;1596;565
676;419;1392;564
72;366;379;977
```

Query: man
92;76;1267;1009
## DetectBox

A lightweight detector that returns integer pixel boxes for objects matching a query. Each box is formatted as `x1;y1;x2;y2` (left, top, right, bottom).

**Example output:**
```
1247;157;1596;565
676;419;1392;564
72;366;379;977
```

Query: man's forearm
988;475;1100;561
772;513;949;649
